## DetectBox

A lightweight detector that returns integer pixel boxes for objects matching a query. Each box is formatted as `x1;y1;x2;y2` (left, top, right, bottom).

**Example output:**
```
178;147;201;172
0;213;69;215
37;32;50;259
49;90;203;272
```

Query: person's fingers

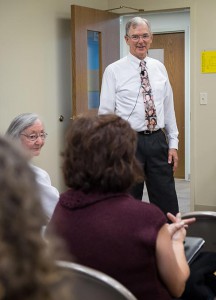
176;212;181;221
167;212;176;223
182;217;196;226
167;221;185;236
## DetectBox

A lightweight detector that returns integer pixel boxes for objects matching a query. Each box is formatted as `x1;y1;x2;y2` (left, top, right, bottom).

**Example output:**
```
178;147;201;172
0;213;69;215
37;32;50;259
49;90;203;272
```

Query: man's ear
124;35;129;45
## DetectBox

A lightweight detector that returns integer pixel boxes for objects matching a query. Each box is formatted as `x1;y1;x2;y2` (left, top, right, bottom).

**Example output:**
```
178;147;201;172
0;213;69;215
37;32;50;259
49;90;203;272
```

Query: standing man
99;17;179;216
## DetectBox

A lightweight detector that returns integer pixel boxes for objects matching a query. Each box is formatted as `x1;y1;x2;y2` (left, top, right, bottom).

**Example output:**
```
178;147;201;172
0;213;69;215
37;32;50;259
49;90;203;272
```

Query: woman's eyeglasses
20;132;48;142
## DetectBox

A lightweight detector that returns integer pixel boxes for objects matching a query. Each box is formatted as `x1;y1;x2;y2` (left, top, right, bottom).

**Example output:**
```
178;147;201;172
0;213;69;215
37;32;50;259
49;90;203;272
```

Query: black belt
137;129;162;135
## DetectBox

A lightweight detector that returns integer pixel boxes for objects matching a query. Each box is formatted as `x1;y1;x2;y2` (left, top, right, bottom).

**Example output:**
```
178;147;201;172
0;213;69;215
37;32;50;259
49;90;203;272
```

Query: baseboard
195;204;216;212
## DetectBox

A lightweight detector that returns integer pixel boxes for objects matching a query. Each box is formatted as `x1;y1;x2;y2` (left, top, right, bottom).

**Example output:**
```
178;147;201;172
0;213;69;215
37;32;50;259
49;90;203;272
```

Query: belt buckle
143;130;151;135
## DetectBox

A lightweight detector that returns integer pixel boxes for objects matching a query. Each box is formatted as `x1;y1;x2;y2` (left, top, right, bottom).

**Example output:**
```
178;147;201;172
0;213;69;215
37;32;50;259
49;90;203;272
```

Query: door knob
59;115;64;122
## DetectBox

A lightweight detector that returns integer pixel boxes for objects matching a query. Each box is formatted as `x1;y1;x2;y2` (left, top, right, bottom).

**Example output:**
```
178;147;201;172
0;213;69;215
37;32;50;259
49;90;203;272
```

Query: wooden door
150;32;185;178
71;5;120;117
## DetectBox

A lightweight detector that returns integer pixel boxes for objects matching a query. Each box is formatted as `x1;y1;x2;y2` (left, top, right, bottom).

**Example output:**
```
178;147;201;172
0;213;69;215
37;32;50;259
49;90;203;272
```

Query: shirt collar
127;52;149;70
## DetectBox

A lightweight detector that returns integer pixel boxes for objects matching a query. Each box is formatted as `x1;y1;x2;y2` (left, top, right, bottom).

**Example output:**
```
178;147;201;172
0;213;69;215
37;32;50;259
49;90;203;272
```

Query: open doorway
121;10;190;181
121;11;190;212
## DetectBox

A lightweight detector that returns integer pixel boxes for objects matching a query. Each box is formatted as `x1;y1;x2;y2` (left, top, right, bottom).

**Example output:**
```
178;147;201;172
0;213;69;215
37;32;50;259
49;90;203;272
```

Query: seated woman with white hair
5;112;59;222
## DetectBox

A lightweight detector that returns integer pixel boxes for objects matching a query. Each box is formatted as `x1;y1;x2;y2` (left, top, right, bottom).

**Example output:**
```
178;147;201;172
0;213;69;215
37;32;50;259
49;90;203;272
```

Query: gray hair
125;17;152;36
5;113;40;139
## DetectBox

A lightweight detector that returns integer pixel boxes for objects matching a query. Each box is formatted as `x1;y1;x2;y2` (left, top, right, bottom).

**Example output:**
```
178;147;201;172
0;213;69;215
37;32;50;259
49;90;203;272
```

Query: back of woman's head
0;136;45;228
0;137;73;300
63;114;143;193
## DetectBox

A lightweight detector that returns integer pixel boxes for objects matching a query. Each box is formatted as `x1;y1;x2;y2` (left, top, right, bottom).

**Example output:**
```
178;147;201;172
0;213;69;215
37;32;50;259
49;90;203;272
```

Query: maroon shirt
47;189;171;300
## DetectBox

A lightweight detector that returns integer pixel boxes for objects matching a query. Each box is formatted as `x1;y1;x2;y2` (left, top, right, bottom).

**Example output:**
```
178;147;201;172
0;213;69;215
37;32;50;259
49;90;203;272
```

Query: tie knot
140;60;146;71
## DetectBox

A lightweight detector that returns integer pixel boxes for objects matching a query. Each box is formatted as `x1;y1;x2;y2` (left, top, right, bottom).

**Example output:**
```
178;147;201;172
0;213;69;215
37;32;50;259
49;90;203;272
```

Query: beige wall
1;0;216;210
0;0;109;192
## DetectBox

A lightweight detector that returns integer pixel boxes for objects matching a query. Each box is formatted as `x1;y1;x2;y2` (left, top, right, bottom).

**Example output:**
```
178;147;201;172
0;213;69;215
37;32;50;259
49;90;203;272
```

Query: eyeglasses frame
126;34;151;42
20;132;48;142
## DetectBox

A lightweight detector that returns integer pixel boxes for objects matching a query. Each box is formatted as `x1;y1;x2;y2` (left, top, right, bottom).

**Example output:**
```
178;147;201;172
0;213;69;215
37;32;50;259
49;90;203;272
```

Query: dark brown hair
63;114;143;193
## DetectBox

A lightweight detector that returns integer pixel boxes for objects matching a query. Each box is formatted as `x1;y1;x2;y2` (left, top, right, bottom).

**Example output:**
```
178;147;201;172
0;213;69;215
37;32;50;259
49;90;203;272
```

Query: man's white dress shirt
99;52;179;149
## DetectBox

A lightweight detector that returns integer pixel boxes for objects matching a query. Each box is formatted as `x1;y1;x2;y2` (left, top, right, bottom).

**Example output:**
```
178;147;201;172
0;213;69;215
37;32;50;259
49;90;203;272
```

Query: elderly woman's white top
30;164;59;221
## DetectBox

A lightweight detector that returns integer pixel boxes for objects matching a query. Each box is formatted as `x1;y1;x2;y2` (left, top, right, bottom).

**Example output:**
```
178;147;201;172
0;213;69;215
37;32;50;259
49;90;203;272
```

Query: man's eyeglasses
20;132;48;142
127;34;151;42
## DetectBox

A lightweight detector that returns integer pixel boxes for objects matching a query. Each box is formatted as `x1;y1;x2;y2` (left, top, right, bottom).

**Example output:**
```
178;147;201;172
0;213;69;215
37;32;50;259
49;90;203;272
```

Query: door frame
121;10;190;181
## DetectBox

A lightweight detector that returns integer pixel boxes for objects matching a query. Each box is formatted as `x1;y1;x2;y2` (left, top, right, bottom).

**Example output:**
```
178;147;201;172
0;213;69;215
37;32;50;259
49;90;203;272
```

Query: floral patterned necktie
140;60;157;131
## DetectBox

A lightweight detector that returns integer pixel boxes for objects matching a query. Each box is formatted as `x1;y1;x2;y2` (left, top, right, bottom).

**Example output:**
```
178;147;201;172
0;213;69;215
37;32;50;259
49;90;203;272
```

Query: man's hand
168;148;178;172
